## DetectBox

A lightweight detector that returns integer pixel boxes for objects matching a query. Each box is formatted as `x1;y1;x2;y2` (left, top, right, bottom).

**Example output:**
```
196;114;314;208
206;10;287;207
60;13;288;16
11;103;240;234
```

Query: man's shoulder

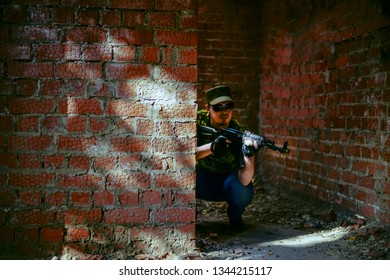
197;109;208;116
196;110;209;125
229;118;243;130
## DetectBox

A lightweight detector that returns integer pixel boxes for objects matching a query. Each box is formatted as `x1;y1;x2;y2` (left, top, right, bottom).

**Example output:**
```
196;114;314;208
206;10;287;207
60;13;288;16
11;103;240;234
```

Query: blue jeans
196;166;254;225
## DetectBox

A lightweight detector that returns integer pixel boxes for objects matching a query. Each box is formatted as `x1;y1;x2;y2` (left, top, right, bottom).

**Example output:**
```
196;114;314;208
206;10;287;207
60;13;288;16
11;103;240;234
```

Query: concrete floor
197;220;351;260
197;218;354;260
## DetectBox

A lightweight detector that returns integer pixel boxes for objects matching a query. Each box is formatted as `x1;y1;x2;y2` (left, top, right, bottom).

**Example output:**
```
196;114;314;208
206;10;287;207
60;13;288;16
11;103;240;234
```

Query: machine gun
199;125;290;169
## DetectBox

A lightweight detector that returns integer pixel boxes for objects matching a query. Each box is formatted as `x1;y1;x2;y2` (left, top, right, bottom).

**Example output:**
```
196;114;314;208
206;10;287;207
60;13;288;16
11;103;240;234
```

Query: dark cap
205;85;234;105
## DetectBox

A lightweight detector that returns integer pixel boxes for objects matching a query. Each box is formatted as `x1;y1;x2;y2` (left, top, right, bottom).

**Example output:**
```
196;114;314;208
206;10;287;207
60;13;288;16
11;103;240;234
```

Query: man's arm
196;142;255;186
238;155;255;186
195;143;212;160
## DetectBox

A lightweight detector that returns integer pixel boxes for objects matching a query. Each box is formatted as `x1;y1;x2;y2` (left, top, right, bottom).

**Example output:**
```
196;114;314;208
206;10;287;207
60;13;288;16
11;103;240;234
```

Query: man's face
206;102;234;129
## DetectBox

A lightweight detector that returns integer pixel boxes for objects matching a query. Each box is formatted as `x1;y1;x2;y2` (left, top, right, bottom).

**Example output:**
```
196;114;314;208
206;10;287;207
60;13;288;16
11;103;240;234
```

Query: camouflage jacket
196;110;244;173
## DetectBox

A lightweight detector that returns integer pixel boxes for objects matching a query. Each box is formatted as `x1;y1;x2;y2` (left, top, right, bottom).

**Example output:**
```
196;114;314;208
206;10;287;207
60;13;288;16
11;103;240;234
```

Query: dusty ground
195;182;390;260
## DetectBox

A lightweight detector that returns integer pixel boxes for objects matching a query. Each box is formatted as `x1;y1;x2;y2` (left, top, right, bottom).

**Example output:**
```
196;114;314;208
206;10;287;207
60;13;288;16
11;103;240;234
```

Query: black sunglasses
210;103;234;112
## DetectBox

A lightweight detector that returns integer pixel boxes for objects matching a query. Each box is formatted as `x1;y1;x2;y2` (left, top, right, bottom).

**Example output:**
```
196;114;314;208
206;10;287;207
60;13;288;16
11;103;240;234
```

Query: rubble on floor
195;183;390;260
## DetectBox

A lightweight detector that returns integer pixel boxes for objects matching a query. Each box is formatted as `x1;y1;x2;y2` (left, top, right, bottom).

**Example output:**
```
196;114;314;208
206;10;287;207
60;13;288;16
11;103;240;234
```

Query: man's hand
210;135;228;155
242;138;260;157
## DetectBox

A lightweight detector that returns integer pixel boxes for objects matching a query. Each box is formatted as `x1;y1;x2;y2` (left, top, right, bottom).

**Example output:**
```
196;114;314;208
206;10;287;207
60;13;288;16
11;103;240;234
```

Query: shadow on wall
1;20;198;259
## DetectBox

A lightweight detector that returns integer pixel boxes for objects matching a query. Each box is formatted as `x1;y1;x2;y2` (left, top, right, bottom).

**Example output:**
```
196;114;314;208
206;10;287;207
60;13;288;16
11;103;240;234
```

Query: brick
106;173;151;189
70;192;91;207
0;190;17;206
162;47;177;65
52;7;73;25
0;154;17;168
58;136;97;151
58;98;103;115
156;31;197;47
35;44;67;61
40;80;63;95
352;160;367;173
179;13;198;29
142;46;160;63
66;227;90;242
75;9;99;26
153;208;195;223
9;135;52;151
94;190;115;207
109;29;153;45
118;191;139;205
118;155;142;171
113;46;136;61
19;154;41;168
178;49;197;65
9;210;55;225
19;191;41;206
109;0;153;9
154;137;195;153
0;116;13;131
8;62;54;78
159;121;175;136
44;191;66;206
358;176;375;188
0;44;30;60
104;208;150;224
44;155;66;169
11;26;58;42
9;173;54;188
123;11;145;27
17;227;39;242
142;190;162;206
41;227;64;243
16;80;39;96
156;0;196;11
89;118;108;133
0;226;14;241
158;66;197;82
101;10;121;26
135;118;155;135
69;155;90;170
111;137;151;152
56;62;102;79
67;115;87;132
63;209;102;225
93;156;116;170
64;27;107;43
105;63;150;80
3;5;28;24
8;98;55;114
158;103;197;119
58;174;103;189
174;191;196;206
84;45;112;61
16;116;39;132
91;226;114;243
30;6;51;25
107;100;150;117
148;12;176;28
154;172;195;188
175;154;196;170
90;80;114;98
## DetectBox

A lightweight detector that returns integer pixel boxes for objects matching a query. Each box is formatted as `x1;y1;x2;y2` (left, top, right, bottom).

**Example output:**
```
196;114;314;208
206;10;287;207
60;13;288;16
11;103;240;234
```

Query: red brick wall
259;0;390;224
197;0;261;131
0;0;197;259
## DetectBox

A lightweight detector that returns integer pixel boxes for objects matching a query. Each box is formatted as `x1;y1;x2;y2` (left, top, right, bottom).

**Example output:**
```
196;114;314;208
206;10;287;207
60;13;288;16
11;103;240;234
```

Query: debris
319;209;337;222
368;249;386;259
196;183;390;260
